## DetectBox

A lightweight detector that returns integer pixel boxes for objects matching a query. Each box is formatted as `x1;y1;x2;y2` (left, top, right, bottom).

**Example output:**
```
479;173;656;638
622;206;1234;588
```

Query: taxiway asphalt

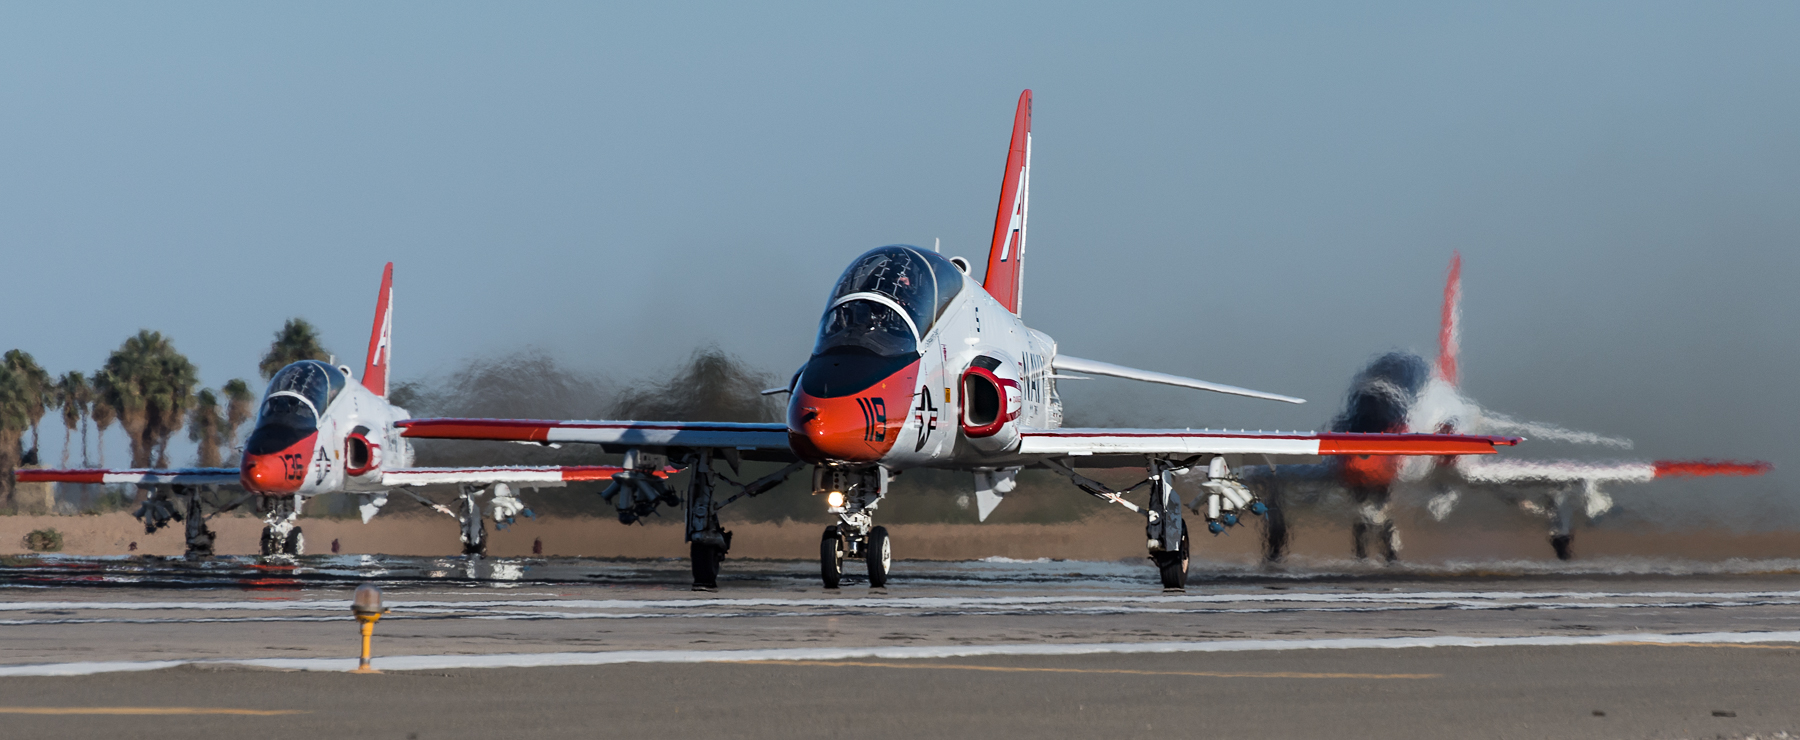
0;555;1797;738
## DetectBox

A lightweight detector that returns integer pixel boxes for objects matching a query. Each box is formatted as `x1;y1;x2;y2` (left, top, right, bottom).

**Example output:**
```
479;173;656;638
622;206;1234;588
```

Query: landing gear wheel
820;525;845;590
259;526;279;556
282;527;304;556
461;518;486;556
691;540;725;590
865;526;891;588
1154;521;1190;590
1551;534;1574;561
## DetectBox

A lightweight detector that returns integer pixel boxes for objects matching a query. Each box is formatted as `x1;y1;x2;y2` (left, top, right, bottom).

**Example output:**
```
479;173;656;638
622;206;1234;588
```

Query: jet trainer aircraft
1238;253;1771;562
399;90;1521;590
22;263;646;556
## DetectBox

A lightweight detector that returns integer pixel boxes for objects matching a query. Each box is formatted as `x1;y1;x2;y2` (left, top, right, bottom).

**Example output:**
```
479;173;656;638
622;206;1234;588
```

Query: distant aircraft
21;263;647;556
1236;253;1770;561
399;90;1519;591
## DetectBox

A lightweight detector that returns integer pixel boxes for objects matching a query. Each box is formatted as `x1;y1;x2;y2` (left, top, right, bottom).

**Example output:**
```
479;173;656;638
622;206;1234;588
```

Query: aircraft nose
786;365;918;464
239;432;317;495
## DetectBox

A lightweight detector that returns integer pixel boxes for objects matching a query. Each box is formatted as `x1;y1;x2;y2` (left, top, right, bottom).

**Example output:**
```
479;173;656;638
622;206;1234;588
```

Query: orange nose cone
786;362;918;464
239;433;316;495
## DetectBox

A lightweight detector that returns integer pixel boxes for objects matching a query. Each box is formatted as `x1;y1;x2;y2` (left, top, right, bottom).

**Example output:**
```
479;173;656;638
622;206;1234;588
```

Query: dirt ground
4;508;1800;562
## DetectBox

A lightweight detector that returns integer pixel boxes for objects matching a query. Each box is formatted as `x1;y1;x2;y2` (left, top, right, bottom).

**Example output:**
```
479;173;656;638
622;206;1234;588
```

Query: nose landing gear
815;465;890;589
257;496;303;556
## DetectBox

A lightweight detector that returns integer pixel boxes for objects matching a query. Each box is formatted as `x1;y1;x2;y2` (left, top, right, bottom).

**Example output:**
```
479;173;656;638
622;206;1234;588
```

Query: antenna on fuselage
934;237;940;252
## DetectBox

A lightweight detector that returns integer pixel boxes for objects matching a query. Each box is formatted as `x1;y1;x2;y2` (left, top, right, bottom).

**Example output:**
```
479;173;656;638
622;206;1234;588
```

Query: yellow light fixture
826;491;845;508
349;584;387;674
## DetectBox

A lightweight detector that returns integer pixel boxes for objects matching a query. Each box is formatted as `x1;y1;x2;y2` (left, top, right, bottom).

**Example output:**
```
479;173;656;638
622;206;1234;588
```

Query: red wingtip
982;90;1032;315
1436;252;1462;386
362;262;395;398
1653;460;1772;478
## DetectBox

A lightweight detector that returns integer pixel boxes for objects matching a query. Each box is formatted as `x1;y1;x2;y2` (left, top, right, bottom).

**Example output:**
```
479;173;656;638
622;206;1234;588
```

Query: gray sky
3;2;1795;524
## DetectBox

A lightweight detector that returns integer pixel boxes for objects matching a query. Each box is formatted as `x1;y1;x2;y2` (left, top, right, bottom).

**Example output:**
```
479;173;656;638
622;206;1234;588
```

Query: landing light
826;491;845;508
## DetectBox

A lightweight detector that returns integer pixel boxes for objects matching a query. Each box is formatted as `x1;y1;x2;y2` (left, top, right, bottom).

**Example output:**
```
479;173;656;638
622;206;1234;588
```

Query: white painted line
1;631;1797;677
0;661;188;677
7;590;1800;613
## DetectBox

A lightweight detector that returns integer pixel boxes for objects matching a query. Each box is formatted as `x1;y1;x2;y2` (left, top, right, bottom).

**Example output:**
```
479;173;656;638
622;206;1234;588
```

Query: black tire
462;518;486;556
865;526;891;588
691;540;724;590
1551;534;1574;561
282;527;304;556
1156;520;1189;590
1261;494;1289;563
820;526;844;589
259;527;278;556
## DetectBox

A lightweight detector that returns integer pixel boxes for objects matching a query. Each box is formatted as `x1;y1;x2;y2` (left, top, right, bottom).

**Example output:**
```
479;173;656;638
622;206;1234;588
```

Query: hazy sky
3;3;1795;524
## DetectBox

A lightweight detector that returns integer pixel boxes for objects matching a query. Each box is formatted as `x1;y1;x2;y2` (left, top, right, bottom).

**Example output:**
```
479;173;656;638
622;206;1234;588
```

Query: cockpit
803;246;965;398
245;361;345;455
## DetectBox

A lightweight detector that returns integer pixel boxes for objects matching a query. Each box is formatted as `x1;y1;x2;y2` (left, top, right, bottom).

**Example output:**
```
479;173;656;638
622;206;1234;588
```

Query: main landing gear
1518;482;1610;561
1047;455;1266;591
610;449;802;591
816;465;890;589
133;485;253;558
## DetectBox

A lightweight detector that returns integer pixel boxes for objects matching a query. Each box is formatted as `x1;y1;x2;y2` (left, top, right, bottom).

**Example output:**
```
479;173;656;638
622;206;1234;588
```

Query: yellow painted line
728;660;1437;679
0;707;306;716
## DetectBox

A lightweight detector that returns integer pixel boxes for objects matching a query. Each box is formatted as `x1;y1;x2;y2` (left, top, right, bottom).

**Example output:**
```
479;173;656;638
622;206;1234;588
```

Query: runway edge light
350;584;388;674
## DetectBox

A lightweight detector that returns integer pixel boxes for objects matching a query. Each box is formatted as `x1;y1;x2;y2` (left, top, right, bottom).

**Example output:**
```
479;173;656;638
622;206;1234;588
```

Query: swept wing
1052;355;1305;404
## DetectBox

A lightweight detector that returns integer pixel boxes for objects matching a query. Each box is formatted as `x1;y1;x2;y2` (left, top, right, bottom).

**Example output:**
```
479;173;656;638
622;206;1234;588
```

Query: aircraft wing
1052;355;1306;404
397;419;798;461
15;468;241;486
1457;458;1770;485
379;465;662;487
1019;429;1517;463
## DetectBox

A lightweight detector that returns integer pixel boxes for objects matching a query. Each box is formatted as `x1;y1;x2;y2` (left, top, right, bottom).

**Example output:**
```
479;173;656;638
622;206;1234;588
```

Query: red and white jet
23;263;646;556
400;90;1520;590
1238;253;1771;561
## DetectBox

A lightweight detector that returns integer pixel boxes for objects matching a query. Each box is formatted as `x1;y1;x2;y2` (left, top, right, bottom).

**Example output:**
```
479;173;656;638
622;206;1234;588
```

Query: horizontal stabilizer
1052;355;1305;404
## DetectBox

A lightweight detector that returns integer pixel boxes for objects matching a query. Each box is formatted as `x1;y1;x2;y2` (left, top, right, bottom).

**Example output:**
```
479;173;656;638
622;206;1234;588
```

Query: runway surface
2;554;1798;738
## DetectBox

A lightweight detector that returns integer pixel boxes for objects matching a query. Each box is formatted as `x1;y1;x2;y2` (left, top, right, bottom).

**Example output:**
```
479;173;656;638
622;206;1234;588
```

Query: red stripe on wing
15;469;109;483
1317;433;1518;456
1653;460;1772;478
554;466;671;481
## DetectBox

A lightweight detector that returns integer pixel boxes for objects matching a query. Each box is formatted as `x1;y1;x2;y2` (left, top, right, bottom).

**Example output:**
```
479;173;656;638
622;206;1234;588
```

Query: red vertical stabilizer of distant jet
1436;252;1462;387
983;89;1032;315
362;262;394;398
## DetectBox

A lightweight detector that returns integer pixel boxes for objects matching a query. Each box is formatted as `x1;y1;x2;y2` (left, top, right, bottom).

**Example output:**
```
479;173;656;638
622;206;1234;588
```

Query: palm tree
90;369;119;468
90;370;118;467
54;371;91;467
3;350;52;459
99;331;199;468
0;363;30;509
221;378;254;461
187;389;227;468
259;319;331;380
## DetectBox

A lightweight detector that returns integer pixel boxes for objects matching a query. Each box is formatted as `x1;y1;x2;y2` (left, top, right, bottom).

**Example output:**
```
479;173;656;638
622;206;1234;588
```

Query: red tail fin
982;90;1032;315
1436;252;1462;386
362;262;394;397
